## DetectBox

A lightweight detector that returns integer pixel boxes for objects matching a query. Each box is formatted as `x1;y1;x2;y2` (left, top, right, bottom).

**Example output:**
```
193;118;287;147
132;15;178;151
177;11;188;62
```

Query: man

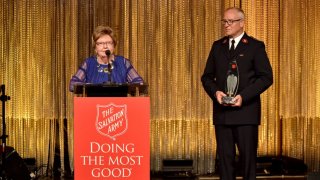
201;7;273;180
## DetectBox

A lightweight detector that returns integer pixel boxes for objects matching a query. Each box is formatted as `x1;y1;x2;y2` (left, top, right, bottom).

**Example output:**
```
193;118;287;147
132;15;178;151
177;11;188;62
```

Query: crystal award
222;60;239;105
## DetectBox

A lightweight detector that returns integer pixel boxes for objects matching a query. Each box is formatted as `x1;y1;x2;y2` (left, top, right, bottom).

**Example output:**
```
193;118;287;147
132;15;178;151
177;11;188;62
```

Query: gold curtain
1;0;320;175
279;0;320;172
0;0;77;174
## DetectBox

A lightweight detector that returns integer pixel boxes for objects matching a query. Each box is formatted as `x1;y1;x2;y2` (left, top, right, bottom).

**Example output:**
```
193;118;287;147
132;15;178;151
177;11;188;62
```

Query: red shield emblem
96;103;128;140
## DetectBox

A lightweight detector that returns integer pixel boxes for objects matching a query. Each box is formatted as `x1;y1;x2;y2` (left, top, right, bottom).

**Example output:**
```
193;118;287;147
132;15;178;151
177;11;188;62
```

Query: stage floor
36;175;308;180
152;176;307;180
197;175;307;179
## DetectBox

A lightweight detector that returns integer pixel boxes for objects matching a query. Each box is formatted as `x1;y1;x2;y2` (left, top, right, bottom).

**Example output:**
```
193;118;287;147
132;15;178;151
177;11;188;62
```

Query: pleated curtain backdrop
0;0;319;175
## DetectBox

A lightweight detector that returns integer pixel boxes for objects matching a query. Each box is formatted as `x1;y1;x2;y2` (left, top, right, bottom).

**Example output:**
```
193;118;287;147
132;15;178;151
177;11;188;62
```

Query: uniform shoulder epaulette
249;36;263;42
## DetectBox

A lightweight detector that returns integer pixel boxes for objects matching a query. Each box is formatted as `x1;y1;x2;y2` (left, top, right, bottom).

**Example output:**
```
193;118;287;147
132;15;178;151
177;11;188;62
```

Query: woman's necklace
96;56;114;74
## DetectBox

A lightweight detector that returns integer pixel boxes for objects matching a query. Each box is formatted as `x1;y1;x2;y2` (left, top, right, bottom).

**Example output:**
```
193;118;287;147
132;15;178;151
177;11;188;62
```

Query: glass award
222;60;239;105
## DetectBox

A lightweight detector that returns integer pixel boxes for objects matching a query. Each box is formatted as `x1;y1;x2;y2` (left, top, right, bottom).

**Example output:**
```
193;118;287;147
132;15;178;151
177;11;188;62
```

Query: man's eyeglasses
96;41;114;46
221;19;242;25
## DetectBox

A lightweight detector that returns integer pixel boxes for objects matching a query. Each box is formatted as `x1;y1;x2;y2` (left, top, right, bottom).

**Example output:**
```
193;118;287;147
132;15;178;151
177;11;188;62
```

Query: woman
69;26;143;92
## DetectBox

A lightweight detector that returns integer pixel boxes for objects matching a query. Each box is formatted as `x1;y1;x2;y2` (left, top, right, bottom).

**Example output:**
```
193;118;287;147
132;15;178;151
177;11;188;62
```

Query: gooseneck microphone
105;49;113;83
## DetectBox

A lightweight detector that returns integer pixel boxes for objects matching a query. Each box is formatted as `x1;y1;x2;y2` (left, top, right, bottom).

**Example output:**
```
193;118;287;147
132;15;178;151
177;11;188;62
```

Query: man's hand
231;95;242;107
215;91;226;104
215;91;242;107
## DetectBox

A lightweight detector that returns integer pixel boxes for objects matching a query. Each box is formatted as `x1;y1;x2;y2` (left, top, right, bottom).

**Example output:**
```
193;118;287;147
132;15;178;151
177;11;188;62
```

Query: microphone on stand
105;50;113;83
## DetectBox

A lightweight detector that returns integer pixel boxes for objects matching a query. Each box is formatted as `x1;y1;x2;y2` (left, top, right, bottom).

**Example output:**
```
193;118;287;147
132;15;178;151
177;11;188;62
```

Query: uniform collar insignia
241;38;248;44
223;39;228;44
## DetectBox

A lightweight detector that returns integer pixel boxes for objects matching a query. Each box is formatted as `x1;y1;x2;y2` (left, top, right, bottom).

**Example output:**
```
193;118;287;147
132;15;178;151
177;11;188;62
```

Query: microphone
105;49;111;57
104;49;113;70
105;49;113;83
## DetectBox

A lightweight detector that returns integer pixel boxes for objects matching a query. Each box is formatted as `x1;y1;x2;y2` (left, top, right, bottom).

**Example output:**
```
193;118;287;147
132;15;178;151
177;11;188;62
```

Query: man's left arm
238;41;273;104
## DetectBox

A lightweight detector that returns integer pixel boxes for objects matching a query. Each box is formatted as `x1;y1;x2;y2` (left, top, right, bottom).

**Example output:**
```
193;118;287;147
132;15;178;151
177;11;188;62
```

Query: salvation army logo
96;103;128;140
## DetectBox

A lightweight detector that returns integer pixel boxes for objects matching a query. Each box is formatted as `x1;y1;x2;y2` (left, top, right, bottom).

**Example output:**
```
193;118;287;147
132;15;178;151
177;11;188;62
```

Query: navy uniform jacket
201;33;273;125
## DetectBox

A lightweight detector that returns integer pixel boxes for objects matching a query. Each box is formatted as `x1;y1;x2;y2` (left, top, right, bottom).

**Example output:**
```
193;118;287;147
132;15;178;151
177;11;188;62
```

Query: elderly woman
69;26;143;92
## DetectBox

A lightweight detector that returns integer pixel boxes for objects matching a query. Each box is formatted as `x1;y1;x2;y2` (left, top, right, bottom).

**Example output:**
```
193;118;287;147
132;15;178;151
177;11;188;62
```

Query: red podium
73;84;149;180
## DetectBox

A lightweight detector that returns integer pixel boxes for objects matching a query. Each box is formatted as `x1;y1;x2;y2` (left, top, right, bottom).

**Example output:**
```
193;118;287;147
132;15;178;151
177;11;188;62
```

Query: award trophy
222;60;239;105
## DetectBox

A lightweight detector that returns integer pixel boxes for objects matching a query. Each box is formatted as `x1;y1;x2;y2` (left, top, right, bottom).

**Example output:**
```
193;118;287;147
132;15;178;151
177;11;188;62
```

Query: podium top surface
73;83;148;97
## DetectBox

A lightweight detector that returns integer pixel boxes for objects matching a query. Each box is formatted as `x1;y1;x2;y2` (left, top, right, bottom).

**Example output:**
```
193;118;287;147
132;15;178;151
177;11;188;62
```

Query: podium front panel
74;97;150;179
